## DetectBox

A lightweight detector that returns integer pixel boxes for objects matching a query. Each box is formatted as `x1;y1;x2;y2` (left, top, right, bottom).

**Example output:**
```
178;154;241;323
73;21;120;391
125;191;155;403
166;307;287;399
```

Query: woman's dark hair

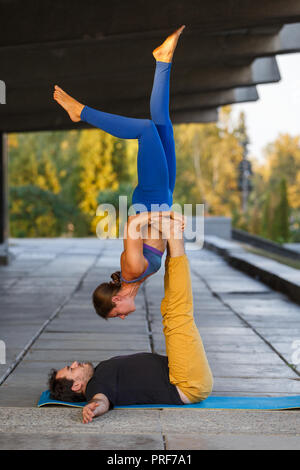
92;271;122;319
48;369;86;402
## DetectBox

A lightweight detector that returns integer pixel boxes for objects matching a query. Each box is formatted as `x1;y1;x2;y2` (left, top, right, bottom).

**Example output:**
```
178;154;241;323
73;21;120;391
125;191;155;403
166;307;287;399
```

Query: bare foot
53;85;84;122
152;25;186;63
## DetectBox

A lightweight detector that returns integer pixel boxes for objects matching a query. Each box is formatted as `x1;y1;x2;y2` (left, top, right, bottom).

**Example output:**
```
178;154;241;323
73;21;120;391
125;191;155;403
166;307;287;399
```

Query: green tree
261;191;272;239
273;178;290;243
9;185;86;237
78;129;118;234
173;106;242;216
8;131;86;237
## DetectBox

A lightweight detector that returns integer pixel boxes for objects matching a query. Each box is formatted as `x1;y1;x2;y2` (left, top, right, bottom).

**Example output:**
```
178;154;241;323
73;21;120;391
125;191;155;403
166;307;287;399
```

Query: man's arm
82;393;110;424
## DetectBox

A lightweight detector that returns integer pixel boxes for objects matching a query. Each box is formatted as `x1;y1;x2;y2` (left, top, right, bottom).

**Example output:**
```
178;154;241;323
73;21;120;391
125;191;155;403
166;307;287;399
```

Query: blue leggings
80;61;176;211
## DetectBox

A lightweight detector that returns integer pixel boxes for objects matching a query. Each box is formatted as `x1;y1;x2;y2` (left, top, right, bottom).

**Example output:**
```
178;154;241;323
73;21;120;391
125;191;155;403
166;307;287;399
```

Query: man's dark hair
48;369;86;402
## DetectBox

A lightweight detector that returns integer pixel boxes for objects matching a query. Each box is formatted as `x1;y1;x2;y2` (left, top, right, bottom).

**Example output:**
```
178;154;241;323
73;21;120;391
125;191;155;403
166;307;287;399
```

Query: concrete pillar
0;133;9;265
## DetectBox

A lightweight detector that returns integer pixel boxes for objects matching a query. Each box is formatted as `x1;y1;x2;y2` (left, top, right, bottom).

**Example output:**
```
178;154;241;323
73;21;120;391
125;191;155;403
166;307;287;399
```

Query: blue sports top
121;243;164;284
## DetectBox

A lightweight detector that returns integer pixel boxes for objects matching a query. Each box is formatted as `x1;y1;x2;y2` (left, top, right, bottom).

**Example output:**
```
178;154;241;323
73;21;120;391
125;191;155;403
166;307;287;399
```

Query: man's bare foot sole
152;25;185;63
53;85;84;122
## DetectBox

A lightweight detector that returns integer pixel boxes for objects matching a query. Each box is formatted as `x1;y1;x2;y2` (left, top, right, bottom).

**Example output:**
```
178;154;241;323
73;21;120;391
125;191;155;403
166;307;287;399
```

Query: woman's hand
126;211;185;229
149;214;186;239
125;213;152;239
124;211;186;242
151;211;186;225
168;211;187;227
150;211;186;227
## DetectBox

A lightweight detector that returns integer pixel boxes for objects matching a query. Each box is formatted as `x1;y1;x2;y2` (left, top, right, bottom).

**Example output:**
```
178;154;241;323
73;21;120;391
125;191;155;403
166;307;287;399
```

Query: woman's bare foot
152;25;185;63
53;85;84;122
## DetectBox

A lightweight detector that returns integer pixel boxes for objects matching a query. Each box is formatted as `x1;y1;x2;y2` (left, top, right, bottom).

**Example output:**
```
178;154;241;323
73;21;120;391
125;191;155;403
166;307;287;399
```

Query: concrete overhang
1;1;300;129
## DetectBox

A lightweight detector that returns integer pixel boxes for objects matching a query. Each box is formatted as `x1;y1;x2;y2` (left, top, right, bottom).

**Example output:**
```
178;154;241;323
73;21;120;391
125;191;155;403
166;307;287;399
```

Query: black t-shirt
85;352;183;407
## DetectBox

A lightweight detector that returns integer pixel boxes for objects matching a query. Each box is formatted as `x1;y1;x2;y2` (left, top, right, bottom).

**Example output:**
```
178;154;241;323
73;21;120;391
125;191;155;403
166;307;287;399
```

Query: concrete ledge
185;216;232;243
0;407;299;450
204;235;300;304
232;228;300;261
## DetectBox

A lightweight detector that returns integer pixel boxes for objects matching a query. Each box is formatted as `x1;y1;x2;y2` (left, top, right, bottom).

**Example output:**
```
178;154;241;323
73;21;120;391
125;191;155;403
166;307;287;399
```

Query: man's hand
82;402;100;424
148;213;186;257
82;394;110;423
169;211;187;225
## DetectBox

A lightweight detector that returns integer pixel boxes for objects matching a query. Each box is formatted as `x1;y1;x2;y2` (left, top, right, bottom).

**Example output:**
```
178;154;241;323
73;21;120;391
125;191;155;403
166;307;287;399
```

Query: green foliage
7;107;298;243
10;185;87;237
242;133;298;244
272;178;290;243
173;106;242;215
289;213;300;242
96;183;134;237
8;128;136;238
97;182;134;209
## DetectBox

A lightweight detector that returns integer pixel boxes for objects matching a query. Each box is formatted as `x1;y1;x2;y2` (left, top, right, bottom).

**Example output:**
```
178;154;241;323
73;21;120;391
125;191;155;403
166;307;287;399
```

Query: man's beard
82;361;94;378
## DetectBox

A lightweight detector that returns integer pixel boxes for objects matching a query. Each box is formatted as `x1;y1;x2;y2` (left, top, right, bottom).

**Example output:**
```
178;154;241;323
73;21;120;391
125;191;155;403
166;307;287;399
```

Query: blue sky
231;52;300;163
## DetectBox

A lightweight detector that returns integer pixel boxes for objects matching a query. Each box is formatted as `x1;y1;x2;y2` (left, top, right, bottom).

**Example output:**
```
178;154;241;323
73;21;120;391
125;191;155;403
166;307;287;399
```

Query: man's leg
161;241;213;403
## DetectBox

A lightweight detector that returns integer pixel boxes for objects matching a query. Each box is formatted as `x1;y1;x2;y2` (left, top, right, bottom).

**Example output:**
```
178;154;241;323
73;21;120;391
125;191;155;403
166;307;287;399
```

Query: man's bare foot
152;25;185;63
53;85;84;122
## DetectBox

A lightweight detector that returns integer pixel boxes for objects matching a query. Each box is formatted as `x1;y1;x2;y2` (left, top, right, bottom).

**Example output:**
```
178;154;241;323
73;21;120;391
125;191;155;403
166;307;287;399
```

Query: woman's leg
81;105;152;140
81;106;170;194
53;24;185;208
150;25;185;194
53;85;171;202
150;61;176;194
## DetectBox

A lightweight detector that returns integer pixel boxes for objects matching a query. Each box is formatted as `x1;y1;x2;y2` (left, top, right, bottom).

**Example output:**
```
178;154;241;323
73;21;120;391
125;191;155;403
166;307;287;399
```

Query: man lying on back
48;218;213;423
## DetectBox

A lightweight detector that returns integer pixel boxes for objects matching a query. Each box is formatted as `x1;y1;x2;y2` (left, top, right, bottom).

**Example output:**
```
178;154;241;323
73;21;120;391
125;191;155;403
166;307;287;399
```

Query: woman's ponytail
110;271;121;287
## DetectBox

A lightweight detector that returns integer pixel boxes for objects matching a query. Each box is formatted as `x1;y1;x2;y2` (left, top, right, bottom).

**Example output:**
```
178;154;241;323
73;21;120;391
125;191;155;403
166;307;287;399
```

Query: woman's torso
121;225;166;284
143;223;167;254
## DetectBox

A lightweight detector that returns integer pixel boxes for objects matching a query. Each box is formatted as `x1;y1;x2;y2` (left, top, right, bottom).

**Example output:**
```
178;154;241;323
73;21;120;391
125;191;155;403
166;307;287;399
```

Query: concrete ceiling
1;0;300;131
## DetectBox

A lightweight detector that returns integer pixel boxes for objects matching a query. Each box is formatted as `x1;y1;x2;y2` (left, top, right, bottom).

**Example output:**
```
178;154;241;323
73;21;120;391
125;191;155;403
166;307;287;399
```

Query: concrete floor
0;238;300;450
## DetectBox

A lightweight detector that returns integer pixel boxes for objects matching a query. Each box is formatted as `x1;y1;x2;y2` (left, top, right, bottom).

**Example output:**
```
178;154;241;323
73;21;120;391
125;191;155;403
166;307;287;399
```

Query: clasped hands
149;211;186;239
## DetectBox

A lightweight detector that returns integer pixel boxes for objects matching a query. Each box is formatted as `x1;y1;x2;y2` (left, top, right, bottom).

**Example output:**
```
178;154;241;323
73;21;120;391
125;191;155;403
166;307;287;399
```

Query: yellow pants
161;254;213;403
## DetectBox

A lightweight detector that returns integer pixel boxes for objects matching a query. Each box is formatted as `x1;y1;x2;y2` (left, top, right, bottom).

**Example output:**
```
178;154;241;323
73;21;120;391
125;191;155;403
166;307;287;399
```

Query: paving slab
39;332;150;341
0;408;162;434
200;352;285;366
204;235;300;303
153;339;272;354
0;433;164;450
160;409;300;435
165;433;300;450
24;349;150;362
208;364;297;379
0;384;51;407
1;238;300;450
31;338;151;351
212;377;300;394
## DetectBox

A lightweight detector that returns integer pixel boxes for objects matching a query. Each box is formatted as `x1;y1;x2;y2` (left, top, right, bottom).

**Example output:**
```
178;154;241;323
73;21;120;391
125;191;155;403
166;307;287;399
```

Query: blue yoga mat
38;390;300;410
